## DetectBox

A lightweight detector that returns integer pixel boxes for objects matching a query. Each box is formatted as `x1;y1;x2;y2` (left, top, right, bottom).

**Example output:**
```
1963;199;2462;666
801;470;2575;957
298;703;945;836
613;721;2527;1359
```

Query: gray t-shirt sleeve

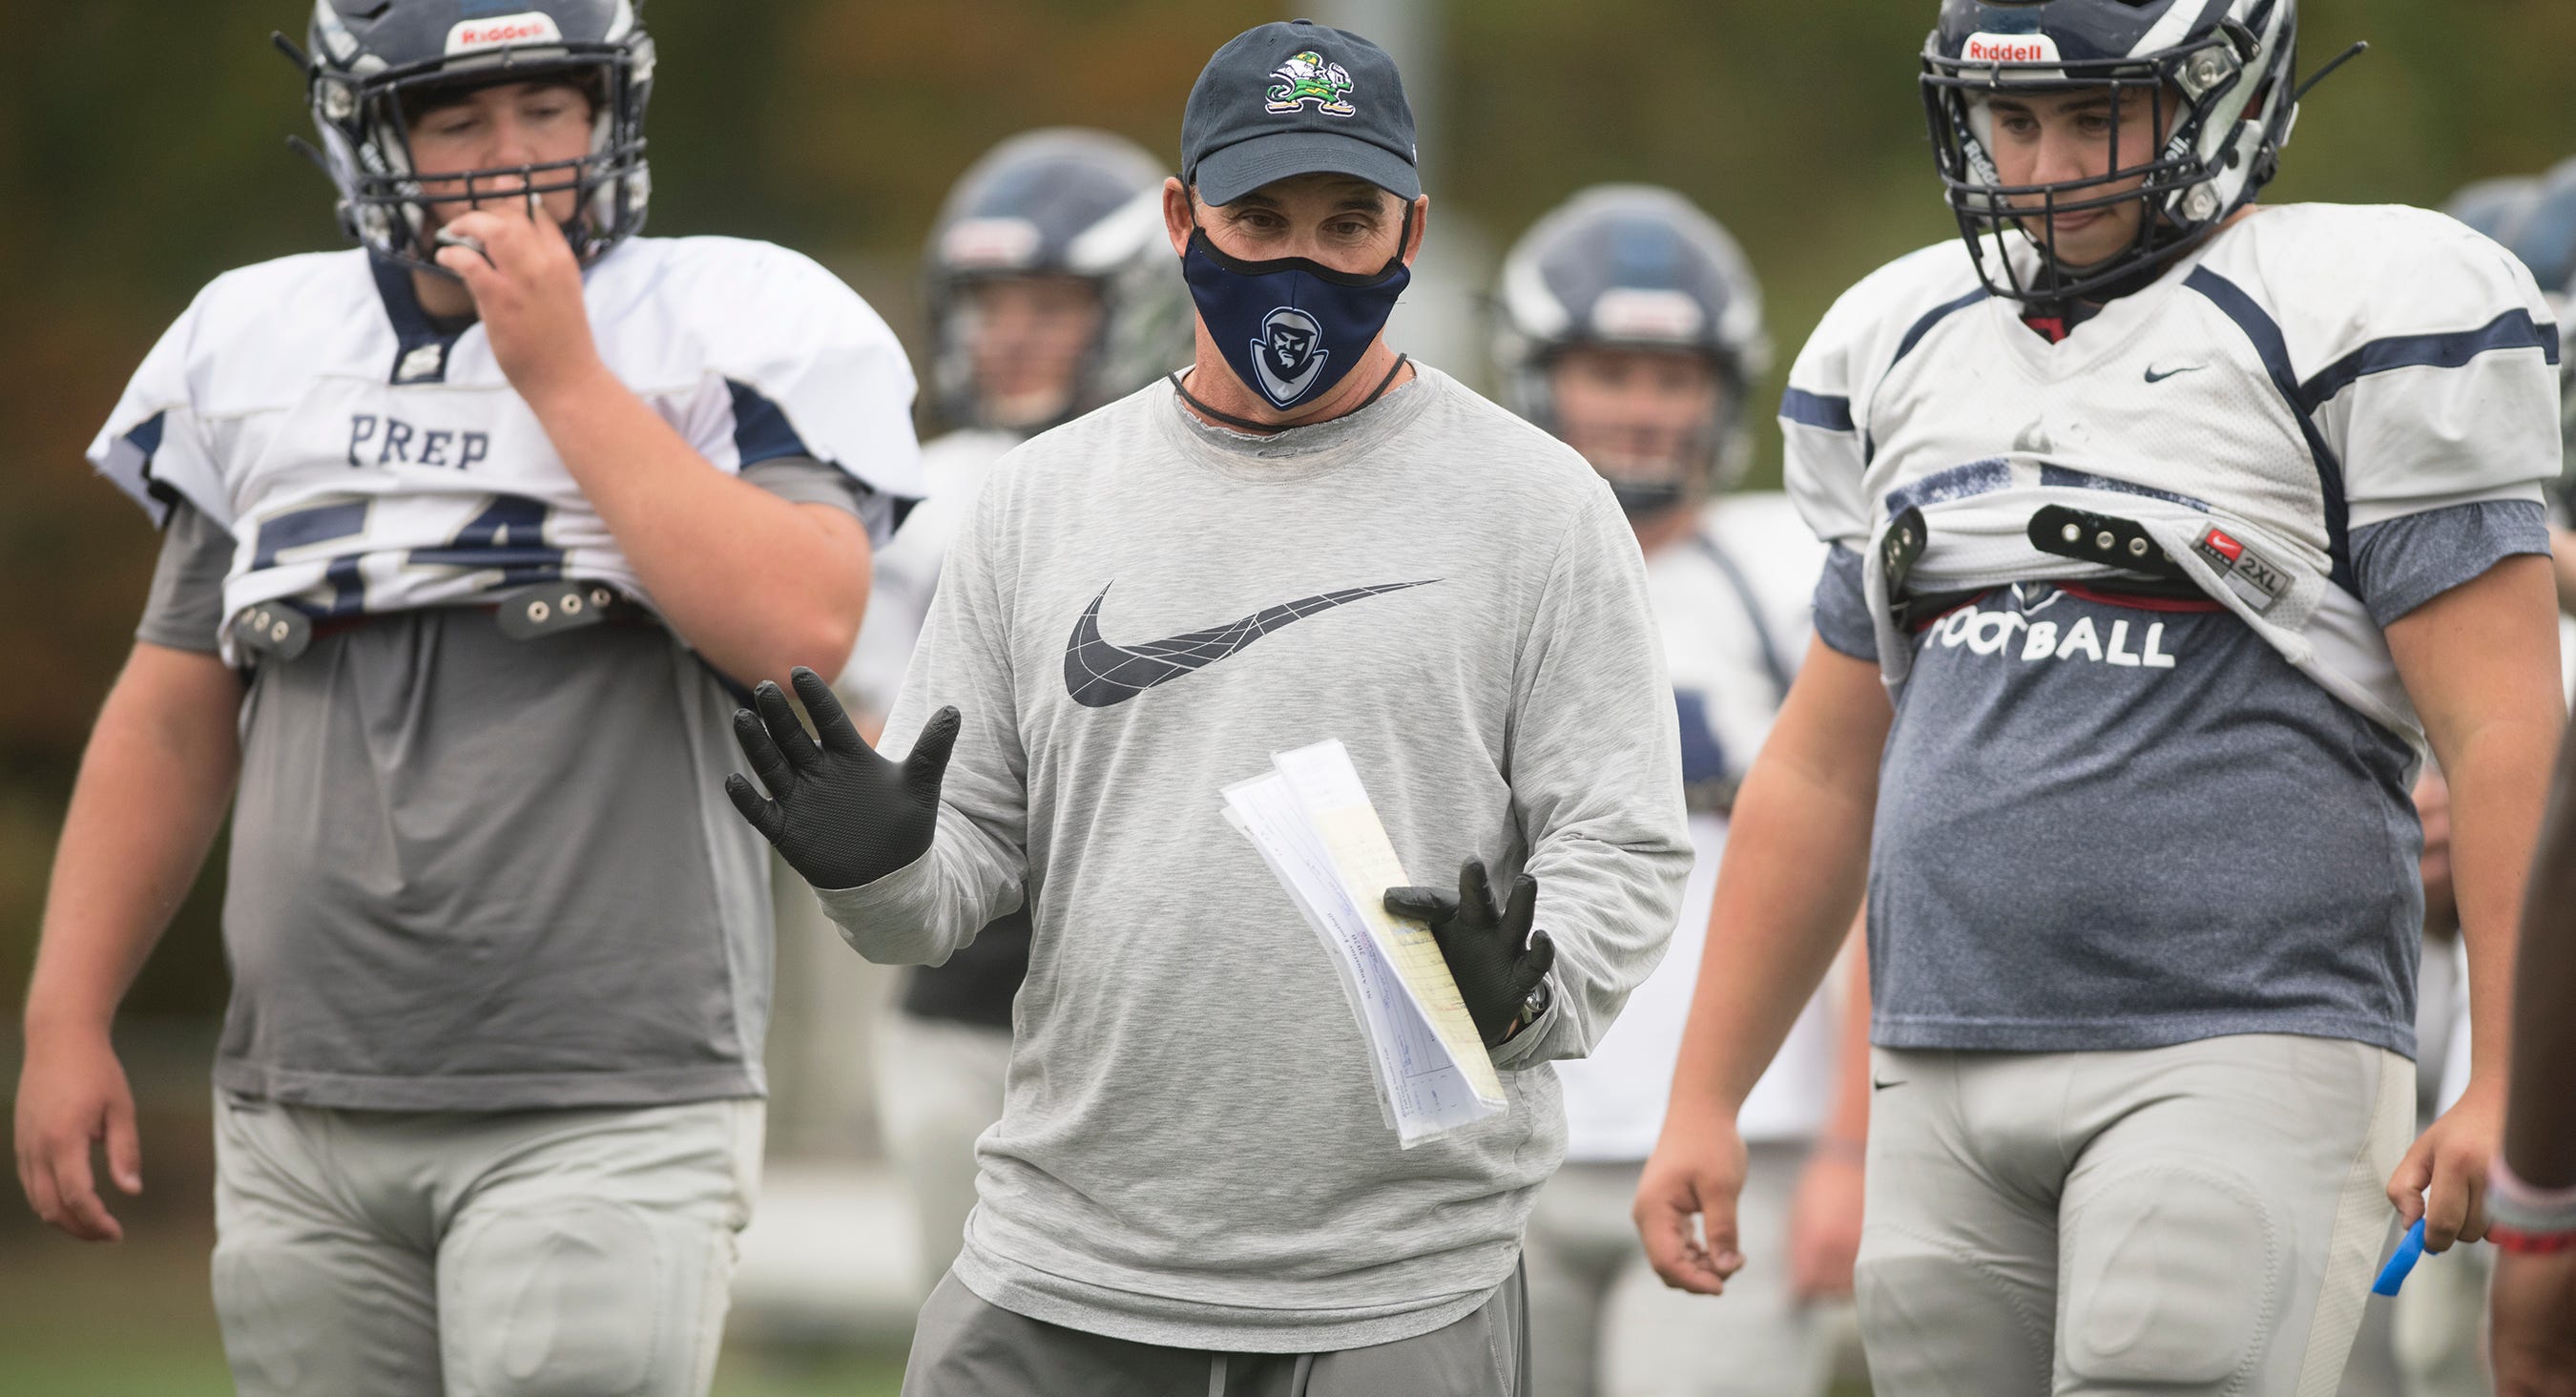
135;500;235;654
2351;498;2551;628
816;473;1028;965
740;454;864;512
1486;487;1693;1071
1811;544;1877;661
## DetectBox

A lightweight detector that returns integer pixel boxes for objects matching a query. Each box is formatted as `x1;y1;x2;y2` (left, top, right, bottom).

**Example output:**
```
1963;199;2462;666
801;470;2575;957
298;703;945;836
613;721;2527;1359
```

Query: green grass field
0;1206;1870;1396
0;1214;905;1397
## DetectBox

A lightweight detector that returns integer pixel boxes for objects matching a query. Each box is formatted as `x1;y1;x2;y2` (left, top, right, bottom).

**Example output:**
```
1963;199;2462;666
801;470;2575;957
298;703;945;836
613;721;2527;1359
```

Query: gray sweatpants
1856;1034;2413;1397
212;1093;762;1397
901;1266;1528;1396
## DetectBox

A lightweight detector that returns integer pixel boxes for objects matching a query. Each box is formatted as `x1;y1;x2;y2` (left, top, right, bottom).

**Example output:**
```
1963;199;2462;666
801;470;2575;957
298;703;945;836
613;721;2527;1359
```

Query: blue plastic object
2373;1219;2428;1297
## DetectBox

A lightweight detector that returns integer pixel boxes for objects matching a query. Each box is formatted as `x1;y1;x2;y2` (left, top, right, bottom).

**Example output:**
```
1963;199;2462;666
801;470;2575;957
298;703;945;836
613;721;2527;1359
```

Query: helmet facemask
923;132;1184;434
1492;184;1770;513
1541;344;1739;522
943;273;1113;432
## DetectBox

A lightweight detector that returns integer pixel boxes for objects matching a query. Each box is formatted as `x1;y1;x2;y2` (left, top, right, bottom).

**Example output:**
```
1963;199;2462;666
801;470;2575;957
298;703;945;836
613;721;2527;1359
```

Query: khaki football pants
212;1093;763;1397
1856;1034;2412;1397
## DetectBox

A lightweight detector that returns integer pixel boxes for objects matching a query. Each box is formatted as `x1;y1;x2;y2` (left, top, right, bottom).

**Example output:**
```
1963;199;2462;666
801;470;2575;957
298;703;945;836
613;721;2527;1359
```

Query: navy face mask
1180;210;1413;411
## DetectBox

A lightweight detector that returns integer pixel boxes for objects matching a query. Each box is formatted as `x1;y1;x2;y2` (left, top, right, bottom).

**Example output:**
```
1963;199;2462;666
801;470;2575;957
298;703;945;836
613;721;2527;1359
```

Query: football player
849;126;1188;1298
1493;184;1864;1397
1634;2;2565;1393
10;3;918;1393
2445;160;2576;618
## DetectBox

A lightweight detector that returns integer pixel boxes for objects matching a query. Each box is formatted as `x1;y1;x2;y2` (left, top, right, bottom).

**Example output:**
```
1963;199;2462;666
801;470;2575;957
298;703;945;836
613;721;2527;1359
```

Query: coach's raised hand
727;667;960;890
1385;860;1557;1048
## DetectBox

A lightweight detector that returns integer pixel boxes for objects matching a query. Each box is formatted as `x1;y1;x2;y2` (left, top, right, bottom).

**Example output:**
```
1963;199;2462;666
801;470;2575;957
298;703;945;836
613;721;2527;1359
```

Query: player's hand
2491;1246;2576;1396
2388;1083;2503;1252
432;198;604;407
1786;1141;1866;1302
1633;1106;1749;1295
12;1028;143;1243
1384;860;1555;1048
727;667;959;891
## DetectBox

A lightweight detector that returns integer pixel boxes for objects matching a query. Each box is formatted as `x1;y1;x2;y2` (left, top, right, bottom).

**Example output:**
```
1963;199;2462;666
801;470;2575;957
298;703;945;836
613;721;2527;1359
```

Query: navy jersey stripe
124;410;181;514
1779;387;1856;432
368;253;465;385
2297;309;2561;411
2037;463;2212;512
1884;457;2010;517
2182;266;2358;594
1892;285;1994;369
726;379;816;468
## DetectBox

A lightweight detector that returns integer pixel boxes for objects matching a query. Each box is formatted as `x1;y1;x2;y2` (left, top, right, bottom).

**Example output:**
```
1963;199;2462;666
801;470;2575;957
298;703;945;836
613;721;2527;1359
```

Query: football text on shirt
1922;586;2182;670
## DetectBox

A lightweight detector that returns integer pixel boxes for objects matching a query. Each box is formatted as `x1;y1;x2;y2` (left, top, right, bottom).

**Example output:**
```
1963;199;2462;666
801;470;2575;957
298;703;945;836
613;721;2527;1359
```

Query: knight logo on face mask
1253;307;1329;407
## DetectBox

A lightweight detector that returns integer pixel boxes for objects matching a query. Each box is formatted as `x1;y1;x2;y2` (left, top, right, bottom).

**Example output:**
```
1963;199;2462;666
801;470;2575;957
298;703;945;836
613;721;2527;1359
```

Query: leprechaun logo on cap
1265;51;1357;116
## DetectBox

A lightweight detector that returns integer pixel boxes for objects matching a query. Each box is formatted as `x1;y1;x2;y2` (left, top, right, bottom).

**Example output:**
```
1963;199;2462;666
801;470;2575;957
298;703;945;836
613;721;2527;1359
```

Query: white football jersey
89;237;924;664
841;427;1021;719
1557;493;1838;1157
1781;204;2561;741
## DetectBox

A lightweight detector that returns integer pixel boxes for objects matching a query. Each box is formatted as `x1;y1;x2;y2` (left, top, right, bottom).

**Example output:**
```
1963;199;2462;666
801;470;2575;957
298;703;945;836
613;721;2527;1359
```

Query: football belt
1880;504;2205;631
229;580;649;661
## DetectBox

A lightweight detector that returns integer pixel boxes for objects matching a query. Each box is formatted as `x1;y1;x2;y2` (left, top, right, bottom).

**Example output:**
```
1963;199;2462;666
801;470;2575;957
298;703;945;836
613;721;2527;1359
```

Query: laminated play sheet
1224;740;1505;1146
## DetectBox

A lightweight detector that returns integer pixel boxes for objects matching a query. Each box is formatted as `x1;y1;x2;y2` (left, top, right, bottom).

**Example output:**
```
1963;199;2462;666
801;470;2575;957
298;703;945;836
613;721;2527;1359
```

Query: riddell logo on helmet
446;13;566;55
1963;32;2064;64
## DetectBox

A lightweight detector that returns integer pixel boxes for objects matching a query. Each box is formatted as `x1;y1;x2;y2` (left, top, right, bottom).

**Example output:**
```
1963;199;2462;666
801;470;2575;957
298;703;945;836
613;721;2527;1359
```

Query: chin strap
1171;354;1411;436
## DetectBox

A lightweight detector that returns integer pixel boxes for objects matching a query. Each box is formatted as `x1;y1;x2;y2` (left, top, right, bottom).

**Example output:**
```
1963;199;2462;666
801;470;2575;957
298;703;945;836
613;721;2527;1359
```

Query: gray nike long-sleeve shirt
816;368;1689;1352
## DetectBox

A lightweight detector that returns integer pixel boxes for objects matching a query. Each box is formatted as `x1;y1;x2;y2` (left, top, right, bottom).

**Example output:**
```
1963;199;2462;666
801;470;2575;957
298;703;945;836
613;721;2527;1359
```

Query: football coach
728;20;1689;1395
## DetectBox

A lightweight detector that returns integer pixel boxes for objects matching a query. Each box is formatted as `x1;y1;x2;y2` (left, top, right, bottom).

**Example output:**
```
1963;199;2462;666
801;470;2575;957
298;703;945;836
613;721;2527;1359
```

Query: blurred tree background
1;0;2574;1386
9;0;2576;1018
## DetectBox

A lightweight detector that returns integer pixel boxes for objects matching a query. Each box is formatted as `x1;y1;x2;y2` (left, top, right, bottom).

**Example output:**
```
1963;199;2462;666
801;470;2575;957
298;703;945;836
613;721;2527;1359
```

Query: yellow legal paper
1226;741;1504;1149
1300;804;1507;1108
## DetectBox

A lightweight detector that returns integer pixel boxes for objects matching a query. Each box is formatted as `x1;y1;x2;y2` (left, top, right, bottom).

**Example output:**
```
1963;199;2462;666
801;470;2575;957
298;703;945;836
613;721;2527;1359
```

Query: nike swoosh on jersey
2144;363;2208;383
1063;579;1441;708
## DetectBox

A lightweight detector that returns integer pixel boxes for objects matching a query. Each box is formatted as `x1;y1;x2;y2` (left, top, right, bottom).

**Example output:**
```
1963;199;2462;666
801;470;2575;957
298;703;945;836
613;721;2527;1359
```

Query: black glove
725;666;961;890
1384;859;1558;1048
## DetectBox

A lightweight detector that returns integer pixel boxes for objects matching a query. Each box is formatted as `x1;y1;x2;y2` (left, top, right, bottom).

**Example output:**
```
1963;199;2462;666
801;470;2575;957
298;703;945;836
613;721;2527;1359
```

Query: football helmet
286;0;654;272
2446;161;2576;506
1922;0;2302;304
1493;184;1769;510
924;129;1187;432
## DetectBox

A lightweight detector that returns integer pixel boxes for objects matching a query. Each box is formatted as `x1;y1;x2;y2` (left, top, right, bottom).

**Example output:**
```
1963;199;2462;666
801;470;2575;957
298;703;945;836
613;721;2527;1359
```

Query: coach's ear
1163;176;1195;260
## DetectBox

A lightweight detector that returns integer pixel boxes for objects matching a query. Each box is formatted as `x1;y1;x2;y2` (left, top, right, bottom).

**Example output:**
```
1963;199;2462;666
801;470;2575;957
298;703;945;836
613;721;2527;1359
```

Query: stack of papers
1224;740;1506;1147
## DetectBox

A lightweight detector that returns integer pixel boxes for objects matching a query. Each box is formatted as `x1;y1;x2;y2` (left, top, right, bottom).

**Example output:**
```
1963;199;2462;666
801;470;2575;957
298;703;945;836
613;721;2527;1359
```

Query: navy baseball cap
1181;19;1420;207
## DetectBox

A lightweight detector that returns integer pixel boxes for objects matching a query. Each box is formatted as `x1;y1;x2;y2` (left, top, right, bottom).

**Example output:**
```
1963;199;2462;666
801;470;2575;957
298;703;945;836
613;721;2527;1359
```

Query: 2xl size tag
2193;526;2287;613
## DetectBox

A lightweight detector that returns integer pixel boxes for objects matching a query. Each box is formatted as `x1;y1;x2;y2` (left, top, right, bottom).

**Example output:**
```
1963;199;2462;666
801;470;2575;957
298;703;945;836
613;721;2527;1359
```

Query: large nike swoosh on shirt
1063;579;1441;708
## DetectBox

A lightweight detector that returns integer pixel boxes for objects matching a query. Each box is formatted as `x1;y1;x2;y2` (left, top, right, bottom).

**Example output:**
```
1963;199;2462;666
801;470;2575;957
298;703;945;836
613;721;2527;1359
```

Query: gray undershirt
1815;499;2547;1058
141;459;865;1111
